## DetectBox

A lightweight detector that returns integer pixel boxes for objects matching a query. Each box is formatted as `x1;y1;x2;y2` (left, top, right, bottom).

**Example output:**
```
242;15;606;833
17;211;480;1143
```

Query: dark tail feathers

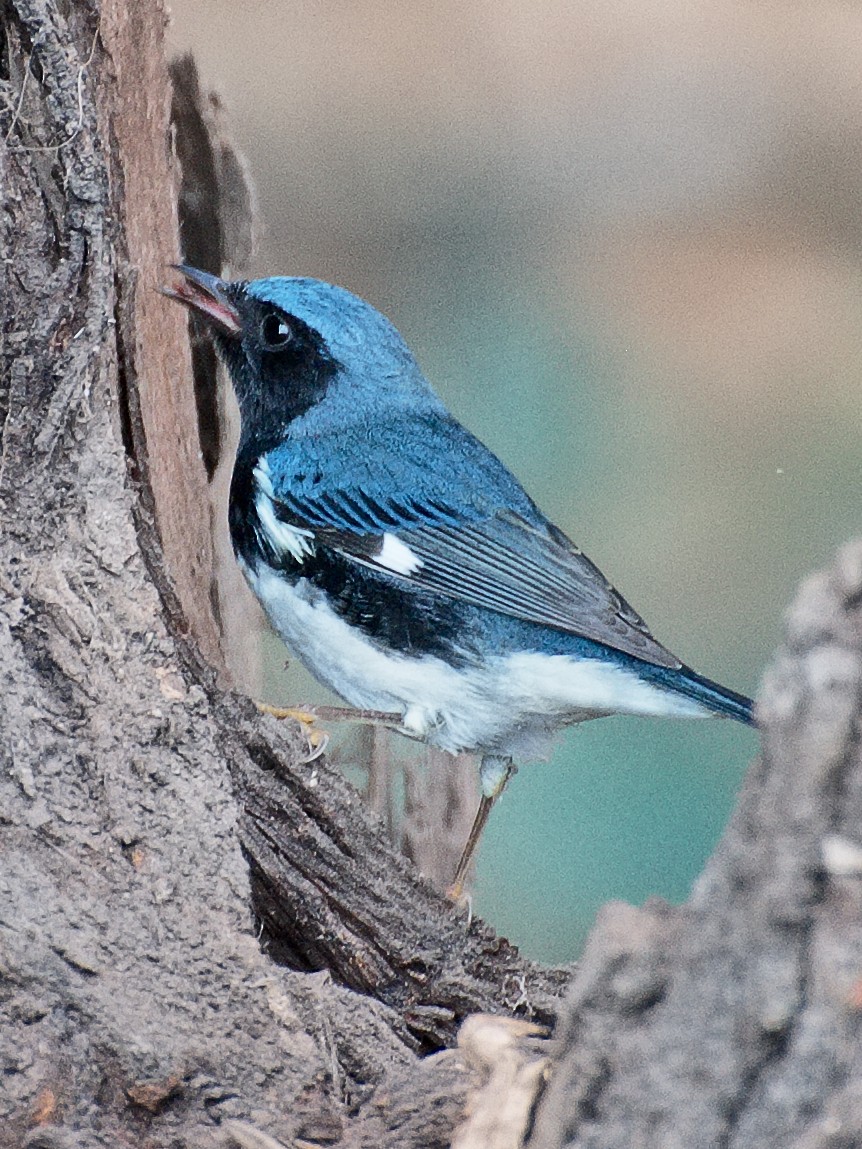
674;665;755;725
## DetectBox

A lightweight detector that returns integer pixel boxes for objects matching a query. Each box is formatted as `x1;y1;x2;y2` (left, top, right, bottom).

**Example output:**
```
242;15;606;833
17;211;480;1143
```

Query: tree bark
3;3;862;1149
1;4;564;1146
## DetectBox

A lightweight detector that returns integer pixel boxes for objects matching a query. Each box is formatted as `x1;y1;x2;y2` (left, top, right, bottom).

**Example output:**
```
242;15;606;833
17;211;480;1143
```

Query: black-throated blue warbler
164;265;754;896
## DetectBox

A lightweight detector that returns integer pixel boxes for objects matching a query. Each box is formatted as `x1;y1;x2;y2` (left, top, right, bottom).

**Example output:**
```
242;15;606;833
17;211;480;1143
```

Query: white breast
240;558;712;763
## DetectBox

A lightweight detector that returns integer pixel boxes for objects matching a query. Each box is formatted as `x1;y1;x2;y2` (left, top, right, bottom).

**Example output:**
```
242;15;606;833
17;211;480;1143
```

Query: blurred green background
168;1;861;962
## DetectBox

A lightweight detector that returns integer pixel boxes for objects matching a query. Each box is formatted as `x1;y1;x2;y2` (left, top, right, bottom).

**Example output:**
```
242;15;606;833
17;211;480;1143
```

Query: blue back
246;276;543;528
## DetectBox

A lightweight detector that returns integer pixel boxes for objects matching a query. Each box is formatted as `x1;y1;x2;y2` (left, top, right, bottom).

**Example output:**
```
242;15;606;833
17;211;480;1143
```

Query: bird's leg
448;755;515;901
256;702;403;725
255;702;403;762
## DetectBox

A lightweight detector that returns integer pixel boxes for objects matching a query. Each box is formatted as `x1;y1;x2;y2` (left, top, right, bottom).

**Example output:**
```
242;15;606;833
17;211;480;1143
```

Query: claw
255;701;403;763
256;702;330;762
446;886;474;927
298;730;329;763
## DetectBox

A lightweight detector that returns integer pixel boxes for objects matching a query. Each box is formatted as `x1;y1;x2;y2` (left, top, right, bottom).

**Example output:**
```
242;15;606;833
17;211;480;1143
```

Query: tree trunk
3;3;862;1149
0;3;564;1146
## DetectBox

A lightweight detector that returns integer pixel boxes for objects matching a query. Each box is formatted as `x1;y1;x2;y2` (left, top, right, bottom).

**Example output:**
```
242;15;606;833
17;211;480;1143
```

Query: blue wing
260;414;682;670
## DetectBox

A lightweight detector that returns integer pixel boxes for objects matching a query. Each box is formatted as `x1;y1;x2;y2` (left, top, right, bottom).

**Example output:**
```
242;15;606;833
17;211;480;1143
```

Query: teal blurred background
168;1;861;962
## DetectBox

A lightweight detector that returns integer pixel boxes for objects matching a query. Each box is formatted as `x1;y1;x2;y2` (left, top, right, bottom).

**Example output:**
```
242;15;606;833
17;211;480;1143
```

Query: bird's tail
671;665;755;725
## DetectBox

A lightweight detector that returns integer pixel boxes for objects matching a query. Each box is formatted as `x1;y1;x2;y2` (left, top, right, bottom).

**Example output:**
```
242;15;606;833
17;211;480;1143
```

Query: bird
163;264;755;897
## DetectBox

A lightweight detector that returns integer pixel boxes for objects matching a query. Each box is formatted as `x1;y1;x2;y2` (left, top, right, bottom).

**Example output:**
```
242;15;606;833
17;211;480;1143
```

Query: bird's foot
256;702;330;762
445;884;474;927
256;702;404;762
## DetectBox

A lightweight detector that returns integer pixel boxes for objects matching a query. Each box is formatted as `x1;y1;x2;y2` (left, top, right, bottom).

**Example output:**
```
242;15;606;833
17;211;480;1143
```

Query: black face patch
214;287;339;454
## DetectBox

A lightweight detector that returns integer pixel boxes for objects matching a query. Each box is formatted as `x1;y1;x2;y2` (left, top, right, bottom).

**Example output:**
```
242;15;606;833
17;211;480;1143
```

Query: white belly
242;560;711;761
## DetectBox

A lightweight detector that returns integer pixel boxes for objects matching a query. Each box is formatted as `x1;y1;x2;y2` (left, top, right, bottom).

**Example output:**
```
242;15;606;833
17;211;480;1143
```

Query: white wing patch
253;455;276;498
377;533;423;575
252;457;421;574
254;457;315;564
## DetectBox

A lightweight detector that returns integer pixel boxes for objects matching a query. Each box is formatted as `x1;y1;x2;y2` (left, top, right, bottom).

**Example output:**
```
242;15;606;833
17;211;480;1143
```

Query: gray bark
0;4;564;1147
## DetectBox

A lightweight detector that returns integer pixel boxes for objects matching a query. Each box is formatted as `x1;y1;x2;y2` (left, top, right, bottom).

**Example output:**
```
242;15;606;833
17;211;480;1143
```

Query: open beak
160;264;242;337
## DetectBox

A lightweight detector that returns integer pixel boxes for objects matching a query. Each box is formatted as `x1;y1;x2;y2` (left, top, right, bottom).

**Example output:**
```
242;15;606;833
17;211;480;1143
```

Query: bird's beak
160;264;242;337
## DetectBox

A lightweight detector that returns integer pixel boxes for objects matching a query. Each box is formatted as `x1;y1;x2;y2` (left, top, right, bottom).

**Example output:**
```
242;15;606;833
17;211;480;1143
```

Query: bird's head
162;266;439;449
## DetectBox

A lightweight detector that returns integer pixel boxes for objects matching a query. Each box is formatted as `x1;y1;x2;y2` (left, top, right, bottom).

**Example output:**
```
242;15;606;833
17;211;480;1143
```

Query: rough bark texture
0;4;565;1146
3;2;862;1148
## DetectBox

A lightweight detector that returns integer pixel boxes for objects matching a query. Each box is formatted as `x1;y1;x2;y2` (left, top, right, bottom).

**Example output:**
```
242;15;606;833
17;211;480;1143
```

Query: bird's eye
260;312;293;349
